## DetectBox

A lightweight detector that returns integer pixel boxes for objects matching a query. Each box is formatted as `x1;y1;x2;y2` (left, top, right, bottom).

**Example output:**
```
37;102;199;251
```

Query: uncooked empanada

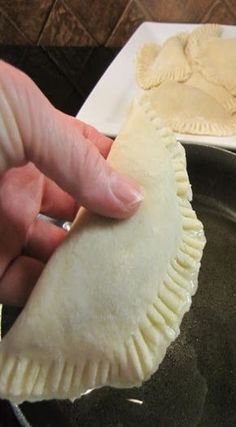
192;37;236;96
136;36;191;89
185;23;221;64
0;99;205;403
141;81;236;136
186;72;236;115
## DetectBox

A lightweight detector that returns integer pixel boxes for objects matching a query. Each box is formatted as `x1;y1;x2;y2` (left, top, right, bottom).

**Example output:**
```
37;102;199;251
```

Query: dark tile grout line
134;0;153;21
202;0;236;22
62;0;98;46
36;0;58;46
101;1;130;47
41;45;93;98
225;0;236;18
199;0;217;23
221;0;236;18
136;0;156;21
105;0;133;47
0;6;31;44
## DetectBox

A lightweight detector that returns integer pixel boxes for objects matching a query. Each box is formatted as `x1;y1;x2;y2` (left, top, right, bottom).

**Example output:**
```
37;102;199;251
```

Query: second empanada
196;37;236;96
136;36;191;89
141;81;236;136
186;72;236;115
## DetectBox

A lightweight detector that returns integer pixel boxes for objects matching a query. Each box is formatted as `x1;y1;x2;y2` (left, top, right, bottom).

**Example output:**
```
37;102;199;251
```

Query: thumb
0;61;143;218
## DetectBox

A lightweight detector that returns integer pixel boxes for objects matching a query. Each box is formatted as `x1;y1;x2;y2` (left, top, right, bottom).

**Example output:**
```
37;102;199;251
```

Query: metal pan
1;144;236;427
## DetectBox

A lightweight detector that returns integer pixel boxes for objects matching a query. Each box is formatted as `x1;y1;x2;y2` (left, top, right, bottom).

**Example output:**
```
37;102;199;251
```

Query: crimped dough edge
186;23;221;63
0;99;206;404
197;65;236;97
185;72;236;115
164;116;236;136
186;25;236;96
136;43;191;89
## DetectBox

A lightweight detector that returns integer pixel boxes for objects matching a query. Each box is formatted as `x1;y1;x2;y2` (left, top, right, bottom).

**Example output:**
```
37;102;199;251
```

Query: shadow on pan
1;144;236;427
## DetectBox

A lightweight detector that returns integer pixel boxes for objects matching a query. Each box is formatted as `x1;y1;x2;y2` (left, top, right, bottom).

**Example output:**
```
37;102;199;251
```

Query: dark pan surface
1;144;236;427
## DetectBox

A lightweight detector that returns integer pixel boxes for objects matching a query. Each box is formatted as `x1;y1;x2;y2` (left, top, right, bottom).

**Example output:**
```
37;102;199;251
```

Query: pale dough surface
0;99;205;403
185;24;236;95
141;81;236;136
136;36;191;89
193;37;236;96
185;24;221;64
186;72;236;115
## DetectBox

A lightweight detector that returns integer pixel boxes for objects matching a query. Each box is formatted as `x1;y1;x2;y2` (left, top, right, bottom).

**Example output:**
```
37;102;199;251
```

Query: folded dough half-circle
0;98;205;403
186;72;236;115
192;37;236;96
185;24;236;95
136;36;191;89
185;23;221;64
141;81;236;136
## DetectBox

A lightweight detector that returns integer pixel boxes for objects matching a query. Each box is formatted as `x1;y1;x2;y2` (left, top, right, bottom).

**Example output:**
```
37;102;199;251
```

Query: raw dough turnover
185;23;221;64
0;99;205;403
141;81;236;136
136;36;191;89
185;24;236;95
192;37;236;96
186;72;236;115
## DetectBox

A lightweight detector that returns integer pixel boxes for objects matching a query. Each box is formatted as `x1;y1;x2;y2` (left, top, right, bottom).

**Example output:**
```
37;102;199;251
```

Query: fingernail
110;173;143;212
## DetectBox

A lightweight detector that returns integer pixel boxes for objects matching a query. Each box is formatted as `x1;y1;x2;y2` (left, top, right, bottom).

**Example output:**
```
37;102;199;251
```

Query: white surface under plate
76;22;236;149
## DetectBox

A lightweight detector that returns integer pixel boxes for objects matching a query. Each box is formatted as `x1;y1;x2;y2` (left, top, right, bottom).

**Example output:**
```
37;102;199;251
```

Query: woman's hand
0;61;142;306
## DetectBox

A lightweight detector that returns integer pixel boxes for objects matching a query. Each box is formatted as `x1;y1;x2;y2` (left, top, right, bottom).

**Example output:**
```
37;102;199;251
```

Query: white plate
76;22;236;149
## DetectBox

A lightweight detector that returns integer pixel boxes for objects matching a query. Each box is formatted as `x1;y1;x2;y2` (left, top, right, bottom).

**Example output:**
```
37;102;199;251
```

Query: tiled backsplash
0;0;235;46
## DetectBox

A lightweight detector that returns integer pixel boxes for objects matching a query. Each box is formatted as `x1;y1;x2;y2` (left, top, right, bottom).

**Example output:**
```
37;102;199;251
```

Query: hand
0;61;142;306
